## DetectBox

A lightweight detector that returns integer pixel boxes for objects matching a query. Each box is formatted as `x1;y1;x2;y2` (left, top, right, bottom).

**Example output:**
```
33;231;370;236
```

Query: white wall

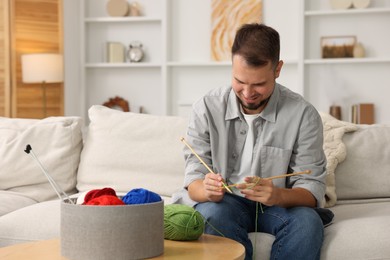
63;0;302;117
262;0;301;94
63;0;81;117
63;0;390;123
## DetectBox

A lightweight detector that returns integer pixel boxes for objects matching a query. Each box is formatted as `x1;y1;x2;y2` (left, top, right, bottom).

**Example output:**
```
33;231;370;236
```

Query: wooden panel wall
0;1;10;117
10;0;63;118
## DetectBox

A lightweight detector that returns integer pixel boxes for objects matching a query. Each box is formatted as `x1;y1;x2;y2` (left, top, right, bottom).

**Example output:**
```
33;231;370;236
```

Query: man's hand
237;176;316;208
238;177;280;206
202;172;226;202
188;173;226;203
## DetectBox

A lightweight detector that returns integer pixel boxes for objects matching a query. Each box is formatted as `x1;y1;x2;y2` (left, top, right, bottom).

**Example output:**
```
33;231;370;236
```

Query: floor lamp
21;53;63;118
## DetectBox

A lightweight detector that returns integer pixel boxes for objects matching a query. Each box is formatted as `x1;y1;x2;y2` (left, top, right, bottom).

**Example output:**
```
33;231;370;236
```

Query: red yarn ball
85;195;125;206
83;187;117;205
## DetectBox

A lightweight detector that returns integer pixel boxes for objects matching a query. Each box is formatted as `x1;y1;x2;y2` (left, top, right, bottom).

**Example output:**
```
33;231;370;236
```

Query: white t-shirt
230;112;260;195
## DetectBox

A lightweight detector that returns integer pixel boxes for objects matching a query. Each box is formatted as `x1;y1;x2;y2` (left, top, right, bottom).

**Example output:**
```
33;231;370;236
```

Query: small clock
127;41;144;62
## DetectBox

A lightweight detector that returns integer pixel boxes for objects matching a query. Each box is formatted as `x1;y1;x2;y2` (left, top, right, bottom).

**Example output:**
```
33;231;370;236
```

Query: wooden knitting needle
226;170;312;188
180;137;233;193
265;170;311;180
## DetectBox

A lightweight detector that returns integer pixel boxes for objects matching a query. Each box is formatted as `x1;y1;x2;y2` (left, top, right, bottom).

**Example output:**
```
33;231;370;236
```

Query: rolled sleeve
292;180;326;207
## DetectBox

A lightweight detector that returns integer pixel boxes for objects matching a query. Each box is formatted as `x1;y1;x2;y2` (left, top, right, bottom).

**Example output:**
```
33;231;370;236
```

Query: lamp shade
21;53;64;83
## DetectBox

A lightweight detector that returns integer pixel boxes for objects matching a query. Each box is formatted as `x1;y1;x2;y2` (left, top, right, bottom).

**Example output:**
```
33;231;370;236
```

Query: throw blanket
319;112;358;207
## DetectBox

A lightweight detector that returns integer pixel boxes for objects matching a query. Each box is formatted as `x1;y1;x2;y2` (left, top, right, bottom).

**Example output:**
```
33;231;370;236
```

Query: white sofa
1;105;390;259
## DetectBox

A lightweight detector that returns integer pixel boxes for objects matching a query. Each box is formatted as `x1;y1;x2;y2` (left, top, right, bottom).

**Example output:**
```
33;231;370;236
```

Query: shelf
84;17;162;23
85;63;162;68
76;0;390;122
304;58;390;64
301;0;390;124
305;7;390;16
167;61;231;67
178;103;192;107
167;59;298;67
282;59;298;65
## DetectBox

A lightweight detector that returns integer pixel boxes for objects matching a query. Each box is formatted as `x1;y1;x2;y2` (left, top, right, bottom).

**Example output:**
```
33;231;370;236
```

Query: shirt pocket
259;146;292;178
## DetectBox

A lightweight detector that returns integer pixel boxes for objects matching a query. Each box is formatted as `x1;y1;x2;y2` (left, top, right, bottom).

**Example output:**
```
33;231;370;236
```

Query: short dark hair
231;23;280;68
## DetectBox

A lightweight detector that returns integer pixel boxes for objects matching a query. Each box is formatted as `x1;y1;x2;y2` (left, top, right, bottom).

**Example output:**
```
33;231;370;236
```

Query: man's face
231;55;283;115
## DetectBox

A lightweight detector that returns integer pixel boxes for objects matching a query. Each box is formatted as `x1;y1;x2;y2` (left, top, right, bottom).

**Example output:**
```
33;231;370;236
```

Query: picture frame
321;36;357;58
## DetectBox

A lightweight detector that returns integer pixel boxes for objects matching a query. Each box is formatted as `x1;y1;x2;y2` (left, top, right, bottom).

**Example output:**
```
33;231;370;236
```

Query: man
180;23;332;260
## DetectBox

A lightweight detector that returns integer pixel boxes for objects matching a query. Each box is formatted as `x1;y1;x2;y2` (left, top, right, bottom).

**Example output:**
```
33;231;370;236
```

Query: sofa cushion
250;200;390;259
249;232;274;260
321;201;390;259
335;124;390;200
0;116;83;207
77;105;188;197
0;191;37;217
0;200;61;247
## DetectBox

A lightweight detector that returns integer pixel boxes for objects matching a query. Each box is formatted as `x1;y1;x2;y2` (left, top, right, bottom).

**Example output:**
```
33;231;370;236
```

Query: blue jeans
195;193;324;260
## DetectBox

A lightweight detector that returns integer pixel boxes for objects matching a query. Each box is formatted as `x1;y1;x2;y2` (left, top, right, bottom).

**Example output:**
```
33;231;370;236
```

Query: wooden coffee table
0;234;245;260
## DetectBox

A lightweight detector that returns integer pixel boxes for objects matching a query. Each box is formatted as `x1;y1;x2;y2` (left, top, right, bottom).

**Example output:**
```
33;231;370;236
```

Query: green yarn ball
164;204;205;241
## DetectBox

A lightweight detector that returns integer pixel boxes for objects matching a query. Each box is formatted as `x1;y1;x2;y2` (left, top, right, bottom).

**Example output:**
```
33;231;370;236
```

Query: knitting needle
180;137;233;193
226;170;312;188
24;145;75;204
264;170;311;180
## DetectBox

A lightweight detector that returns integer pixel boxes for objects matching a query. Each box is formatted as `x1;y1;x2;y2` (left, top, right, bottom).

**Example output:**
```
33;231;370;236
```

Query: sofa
1;105;390;259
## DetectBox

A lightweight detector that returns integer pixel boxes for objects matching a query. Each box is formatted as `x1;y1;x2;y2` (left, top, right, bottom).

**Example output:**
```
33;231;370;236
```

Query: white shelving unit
79;0;299;119
80;0;167;120
75;0;390;123
79;0;231;118
79;0;229;118
301;0;390;122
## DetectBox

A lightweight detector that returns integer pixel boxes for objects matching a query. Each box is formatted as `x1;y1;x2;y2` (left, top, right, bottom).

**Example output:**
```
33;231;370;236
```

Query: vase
353;42;365;58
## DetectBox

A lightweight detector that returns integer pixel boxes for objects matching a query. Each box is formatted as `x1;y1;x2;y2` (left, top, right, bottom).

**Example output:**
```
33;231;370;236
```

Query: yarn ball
164;204;204;241
85;195;125;206
121;188;162;205
83;187;117;205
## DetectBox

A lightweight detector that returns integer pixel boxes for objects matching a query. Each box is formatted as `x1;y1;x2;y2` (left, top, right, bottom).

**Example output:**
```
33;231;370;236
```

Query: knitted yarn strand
164;204;204;241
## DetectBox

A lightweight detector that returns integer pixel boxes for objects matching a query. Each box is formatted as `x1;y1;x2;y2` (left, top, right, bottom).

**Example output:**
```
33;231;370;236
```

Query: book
106;42;125;63
351;103;374;124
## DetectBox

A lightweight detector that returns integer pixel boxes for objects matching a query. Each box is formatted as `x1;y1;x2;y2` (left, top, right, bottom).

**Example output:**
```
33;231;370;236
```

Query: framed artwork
211;0;262;61
321;36;357;58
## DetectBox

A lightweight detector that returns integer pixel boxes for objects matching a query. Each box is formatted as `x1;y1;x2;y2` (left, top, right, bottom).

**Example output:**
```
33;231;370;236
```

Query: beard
238;96;271;111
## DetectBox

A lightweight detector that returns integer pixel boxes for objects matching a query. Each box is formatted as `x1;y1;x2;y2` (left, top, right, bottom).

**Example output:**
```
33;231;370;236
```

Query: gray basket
61;199;164;260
